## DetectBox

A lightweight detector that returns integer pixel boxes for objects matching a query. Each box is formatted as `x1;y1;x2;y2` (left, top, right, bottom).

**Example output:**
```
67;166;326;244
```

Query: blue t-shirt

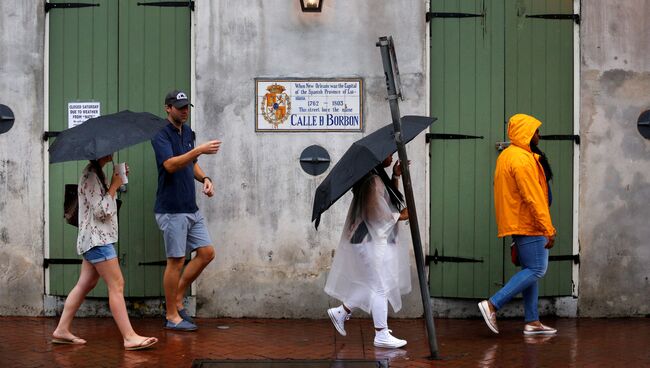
151;123;199;214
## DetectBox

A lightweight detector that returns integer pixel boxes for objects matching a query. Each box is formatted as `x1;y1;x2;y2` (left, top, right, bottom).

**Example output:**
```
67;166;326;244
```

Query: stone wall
0;0;46;316
192;0;428;318
578;0;650;316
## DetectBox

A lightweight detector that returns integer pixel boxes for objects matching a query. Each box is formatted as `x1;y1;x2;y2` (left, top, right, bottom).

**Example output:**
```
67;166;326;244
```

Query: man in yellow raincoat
478;114;558;336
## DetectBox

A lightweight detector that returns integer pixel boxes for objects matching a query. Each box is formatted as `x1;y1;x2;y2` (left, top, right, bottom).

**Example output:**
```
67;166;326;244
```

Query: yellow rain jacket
494;114;555;238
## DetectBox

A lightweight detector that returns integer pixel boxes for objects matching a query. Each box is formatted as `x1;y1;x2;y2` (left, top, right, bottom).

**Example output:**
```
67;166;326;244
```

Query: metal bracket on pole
376;35;439;359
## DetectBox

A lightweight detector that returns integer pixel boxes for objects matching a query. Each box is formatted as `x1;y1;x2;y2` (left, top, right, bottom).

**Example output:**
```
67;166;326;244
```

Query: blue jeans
489;235;548;322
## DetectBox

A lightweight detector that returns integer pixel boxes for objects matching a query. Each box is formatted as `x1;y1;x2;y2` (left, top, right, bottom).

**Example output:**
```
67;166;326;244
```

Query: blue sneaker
178;308;194;323
164;319;198;331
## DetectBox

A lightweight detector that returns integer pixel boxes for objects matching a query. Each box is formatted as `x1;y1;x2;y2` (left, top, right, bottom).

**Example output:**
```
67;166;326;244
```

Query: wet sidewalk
1;316;649;367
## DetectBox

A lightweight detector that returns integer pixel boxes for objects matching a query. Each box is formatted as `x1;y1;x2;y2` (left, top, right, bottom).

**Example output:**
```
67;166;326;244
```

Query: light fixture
300;0;323;12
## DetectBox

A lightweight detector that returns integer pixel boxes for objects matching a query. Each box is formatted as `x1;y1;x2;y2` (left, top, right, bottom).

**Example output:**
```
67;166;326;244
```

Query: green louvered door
48;0;191;297
429;0;574;298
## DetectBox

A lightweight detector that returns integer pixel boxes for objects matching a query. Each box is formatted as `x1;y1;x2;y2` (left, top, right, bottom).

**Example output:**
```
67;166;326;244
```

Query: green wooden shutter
429;0;574;298
116;0;191;297
48;0;118;297
48;0;191;297
429;0;505;298
504;0;574;296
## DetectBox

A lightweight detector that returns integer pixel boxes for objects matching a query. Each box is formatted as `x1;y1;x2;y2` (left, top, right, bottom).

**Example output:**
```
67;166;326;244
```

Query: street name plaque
255;78;363;132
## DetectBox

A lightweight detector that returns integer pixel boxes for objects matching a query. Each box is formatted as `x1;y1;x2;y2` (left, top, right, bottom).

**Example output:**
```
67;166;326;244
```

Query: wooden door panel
504;0;574;296
48;0;118;297
429;0;505;298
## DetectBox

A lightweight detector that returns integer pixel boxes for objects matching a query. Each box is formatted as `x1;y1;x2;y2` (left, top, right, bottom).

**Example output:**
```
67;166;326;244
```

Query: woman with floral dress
52;154;158;350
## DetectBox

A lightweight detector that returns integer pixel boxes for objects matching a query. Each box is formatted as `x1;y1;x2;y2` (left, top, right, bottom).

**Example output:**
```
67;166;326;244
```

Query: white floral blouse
76;164;118;255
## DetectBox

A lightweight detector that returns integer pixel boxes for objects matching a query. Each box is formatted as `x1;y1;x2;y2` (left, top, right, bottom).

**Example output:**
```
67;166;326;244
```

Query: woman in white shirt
52;154;158;351
325;155;411;349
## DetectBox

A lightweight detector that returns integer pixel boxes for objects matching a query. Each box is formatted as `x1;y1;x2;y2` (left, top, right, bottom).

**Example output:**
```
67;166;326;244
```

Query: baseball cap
164;90;193;108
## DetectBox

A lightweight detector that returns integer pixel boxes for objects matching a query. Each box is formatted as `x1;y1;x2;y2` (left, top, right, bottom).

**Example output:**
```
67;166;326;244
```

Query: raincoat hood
494;113;555;238
508;114;542;151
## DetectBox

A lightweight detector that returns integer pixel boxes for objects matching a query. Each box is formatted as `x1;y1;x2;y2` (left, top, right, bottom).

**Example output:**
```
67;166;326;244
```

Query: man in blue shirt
151;90;221;331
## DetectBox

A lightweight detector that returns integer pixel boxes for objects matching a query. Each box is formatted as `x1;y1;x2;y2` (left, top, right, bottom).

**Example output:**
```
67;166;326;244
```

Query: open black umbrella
49;110;168;163
312;115;436;228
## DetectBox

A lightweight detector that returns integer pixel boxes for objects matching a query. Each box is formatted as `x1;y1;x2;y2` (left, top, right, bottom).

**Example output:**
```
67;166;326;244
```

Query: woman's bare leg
52;260;100;343
94;258;157;349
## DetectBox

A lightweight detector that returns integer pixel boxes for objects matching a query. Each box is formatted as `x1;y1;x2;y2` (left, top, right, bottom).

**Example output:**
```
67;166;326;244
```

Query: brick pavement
0;316;649;367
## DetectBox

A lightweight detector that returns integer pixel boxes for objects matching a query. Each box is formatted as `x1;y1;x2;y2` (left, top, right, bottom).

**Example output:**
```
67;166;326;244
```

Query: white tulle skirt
324;239;411;314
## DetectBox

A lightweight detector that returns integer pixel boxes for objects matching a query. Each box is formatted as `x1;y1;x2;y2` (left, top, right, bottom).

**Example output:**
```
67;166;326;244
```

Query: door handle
495;141;510;152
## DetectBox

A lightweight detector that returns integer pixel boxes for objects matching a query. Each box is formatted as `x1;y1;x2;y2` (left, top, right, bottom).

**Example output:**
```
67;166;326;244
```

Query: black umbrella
49;110;168;163
312;115;436;228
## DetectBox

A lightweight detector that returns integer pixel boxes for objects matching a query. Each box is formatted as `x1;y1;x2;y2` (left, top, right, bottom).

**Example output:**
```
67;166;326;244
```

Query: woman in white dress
325;155;411;349
52;154;158;350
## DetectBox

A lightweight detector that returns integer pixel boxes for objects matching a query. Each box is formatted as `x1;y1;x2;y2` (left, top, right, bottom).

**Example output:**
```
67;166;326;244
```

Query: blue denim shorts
83;244;117;264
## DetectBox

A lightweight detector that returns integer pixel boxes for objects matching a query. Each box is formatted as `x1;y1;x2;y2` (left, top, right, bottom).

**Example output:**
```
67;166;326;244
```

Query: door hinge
43;258;82;268
426;249;484;265
139;259;190;266
137;1;195;11
426;12;484;22
45;2;100;13
426;133;484;143
43;131;60;141
540;134;580;145
548;254;580;264
525;13;580;25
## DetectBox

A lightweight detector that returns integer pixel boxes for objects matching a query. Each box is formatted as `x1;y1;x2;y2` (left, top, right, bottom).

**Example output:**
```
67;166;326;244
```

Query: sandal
124;337;158;351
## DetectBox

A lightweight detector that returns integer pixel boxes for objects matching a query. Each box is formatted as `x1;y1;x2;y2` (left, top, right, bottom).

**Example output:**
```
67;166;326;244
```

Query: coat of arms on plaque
261;84;291;128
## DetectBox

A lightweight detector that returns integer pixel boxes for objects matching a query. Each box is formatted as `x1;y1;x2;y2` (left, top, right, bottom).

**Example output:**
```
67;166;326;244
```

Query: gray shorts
155;211;213;258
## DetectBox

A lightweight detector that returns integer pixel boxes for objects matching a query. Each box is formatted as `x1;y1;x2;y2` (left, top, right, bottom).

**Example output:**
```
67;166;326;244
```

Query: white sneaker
373;329;407;348
327;305;350;336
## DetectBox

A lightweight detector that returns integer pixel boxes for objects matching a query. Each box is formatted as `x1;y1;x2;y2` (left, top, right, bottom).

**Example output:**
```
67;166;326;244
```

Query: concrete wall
579;0;650;317
0;1;46;315
192;0;428;318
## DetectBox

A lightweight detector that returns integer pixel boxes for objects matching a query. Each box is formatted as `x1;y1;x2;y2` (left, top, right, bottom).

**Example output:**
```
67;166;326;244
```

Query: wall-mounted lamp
300;0;323;12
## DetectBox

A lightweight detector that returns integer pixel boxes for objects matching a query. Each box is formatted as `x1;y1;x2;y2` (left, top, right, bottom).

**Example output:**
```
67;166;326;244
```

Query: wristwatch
202;176;212;183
